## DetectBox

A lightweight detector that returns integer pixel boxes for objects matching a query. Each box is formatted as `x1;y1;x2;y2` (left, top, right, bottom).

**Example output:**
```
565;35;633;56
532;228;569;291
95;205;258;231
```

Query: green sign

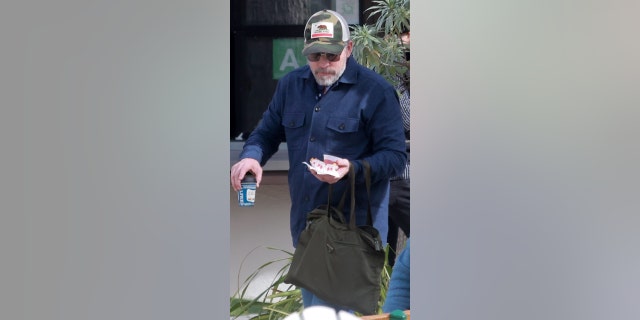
272;38;307;79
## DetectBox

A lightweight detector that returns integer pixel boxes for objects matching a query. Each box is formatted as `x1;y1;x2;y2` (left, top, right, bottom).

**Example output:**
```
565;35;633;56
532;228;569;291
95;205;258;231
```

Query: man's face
306;41;353;86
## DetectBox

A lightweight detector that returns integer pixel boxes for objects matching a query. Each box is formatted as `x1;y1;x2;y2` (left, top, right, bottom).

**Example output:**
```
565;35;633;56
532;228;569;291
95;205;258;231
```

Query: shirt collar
338;56;358;84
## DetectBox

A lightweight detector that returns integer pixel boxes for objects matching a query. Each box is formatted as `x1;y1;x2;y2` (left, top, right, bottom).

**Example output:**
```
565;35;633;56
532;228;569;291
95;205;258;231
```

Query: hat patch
310;22;334;39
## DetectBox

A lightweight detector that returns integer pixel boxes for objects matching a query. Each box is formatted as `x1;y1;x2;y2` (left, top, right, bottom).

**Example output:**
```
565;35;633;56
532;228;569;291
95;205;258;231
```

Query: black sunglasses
306;52;341;62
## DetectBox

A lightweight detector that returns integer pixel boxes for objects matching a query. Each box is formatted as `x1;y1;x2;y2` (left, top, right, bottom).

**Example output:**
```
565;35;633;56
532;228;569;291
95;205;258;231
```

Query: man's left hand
309;158;350;184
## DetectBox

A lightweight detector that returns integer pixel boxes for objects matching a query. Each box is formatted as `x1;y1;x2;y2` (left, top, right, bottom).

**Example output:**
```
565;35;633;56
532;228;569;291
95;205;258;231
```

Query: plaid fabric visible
392;82;410;181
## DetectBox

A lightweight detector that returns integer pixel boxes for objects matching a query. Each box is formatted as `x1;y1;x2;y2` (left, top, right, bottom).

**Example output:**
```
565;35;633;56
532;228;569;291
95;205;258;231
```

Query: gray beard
314;64;346;86
315;77;337;86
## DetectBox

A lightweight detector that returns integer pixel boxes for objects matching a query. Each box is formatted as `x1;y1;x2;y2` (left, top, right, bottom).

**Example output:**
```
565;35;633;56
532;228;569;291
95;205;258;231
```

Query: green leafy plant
230;247;302;320
350;0;410;87
230;245;395;319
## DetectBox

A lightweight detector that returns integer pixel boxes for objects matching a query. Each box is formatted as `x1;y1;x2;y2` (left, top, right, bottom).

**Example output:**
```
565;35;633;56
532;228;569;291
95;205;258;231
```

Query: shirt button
309;136;316;142
314;106;320;112
339;123;346;130
304;196;309;201
289;121;295;127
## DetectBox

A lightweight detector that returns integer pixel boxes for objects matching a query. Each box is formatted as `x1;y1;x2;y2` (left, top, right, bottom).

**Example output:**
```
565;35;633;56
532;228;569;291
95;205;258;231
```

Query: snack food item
302;155;341;177
310;157;339;172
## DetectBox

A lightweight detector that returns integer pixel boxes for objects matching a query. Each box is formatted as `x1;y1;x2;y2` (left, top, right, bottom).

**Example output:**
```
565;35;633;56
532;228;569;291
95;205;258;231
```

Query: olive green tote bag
284;161;385;315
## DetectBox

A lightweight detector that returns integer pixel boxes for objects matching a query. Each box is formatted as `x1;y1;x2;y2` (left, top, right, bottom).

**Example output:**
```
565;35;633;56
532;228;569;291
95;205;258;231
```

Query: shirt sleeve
382;239;411;313
239;79;288;165
359;84;408;184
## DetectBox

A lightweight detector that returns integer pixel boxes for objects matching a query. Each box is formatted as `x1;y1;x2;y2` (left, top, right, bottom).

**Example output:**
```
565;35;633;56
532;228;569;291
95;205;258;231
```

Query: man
230;9;407;310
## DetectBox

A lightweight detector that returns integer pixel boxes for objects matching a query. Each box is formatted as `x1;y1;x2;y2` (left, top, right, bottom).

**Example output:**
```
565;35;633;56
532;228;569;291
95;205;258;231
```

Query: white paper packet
302;154;342;177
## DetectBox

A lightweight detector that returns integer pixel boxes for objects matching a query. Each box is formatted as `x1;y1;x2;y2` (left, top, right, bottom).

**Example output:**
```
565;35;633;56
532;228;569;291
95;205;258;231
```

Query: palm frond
351;0;410;87
231;247;301;319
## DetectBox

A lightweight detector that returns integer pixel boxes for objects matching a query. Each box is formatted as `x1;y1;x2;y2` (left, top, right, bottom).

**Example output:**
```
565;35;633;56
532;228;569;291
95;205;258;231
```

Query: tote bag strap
363;160;373;226
326;160;372;228
347;163;357;230
348;160;373;229
327;175;350;224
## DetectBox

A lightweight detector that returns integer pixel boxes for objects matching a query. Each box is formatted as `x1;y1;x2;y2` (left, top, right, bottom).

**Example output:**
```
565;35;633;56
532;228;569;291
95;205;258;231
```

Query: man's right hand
230;158;262;192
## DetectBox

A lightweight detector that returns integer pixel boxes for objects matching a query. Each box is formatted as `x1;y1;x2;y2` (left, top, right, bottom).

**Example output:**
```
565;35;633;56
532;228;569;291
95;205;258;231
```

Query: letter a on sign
273;38;305;79
279;48;299;71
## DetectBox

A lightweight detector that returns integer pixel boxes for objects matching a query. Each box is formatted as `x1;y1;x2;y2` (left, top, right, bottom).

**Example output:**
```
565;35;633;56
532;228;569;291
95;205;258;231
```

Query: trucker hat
302;10;350;56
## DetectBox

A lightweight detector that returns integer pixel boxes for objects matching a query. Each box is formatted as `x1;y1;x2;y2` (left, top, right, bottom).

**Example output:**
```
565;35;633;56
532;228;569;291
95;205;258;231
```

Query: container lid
241;173;256;183
389;310;407;320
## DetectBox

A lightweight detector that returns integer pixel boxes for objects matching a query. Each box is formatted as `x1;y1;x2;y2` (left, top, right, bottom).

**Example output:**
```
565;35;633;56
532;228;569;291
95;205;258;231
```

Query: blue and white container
238;174;257;207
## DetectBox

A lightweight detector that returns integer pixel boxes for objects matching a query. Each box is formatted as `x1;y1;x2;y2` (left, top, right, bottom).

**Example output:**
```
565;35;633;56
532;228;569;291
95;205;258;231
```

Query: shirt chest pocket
326;116;360;133
282;112;306;150
325;116;364;155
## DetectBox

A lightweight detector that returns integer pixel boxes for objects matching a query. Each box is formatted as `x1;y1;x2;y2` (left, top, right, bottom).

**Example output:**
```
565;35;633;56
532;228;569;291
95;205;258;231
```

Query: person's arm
240;83;287;166
382;239;411;313
354;85;407;183
231;80;287;190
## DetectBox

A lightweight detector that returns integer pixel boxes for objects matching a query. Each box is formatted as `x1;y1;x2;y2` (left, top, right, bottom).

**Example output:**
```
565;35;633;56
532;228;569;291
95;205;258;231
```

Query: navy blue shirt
240;56;407;247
